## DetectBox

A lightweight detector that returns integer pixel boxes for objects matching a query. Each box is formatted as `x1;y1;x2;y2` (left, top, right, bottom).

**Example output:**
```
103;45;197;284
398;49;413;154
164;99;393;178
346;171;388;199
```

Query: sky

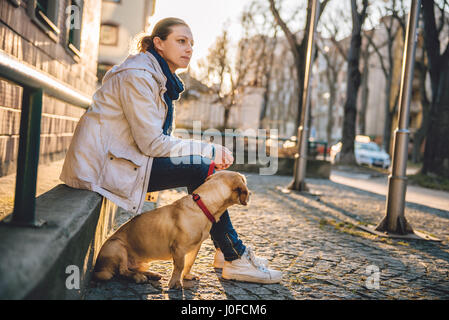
146;0;383;76
148;0;255;72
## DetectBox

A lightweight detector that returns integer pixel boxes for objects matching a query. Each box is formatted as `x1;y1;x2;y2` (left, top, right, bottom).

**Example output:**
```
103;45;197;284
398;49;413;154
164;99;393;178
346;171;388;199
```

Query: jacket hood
102;52;167;87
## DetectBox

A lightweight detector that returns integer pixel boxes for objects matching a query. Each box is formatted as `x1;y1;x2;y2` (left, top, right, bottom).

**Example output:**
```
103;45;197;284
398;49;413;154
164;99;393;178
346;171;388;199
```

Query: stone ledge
0;184;138;299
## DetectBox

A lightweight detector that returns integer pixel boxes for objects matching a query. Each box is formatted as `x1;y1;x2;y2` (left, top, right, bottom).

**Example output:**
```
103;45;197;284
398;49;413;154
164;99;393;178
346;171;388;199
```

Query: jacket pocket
98;147;143;198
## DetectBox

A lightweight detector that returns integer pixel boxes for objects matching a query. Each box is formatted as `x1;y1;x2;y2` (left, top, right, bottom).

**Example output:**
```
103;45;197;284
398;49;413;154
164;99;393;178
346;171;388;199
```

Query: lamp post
375;0;421;235
289;0;320;191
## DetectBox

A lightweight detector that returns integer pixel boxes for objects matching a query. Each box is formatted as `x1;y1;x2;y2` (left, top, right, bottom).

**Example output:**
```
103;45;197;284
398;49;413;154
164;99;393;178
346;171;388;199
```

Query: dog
93;170;250;289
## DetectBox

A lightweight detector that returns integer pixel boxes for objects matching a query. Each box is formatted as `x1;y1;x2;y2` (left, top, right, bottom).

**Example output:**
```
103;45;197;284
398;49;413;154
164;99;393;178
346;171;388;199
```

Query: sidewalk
330;167;449;212
86;172;449;300
0;159;65;222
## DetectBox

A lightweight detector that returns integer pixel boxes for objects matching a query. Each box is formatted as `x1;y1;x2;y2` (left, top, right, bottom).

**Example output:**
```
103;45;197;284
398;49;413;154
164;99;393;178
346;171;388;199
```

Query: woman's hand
213;144;234;171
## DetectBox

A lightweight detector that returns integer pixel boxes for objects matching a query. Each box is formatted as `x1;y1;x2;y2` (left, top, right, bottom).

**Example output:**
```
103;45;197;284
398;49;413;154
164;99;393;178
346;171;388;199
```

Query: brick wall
0;0;102;176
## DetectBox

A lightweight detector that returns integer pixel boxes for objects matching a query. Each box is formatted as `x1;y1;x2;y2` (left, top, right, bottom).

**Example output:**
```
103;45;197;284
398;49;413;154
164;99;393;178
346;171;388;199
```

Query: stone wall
0;0;102;177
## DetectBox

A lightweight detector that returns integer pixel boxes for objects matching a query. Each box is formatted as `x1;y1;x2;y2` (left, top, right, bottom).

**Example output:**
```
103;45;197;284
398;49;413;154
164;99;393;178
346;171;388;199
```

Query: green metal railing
0;51;91;227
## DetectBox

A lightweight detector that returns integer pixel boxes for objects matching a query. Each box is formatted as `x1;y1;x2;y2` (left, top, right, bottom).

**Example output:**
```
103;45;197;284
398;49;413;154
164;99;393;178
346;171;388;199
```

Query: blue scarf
148;48;184;136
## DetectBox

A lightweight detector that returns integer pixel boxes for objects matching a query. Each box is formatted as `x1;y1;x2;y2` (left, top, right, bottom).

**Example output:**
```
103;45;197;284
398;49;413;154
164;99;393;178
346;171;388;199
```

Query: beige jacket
60;52;214;214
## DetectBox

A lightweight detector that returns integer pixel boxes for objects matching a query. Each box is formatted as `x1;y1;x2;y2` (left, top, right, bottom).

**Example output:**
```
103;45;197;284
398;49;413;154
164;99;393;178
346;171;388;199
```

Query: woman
60;17;281;284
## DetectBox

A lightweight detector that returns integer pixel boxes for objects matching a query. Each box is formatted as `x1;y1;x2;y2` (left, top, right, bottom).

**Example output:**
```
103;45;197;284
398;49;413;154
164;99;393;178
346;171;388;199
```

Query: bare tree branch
322;17;349;60
365;32;388;77
268;0;299;61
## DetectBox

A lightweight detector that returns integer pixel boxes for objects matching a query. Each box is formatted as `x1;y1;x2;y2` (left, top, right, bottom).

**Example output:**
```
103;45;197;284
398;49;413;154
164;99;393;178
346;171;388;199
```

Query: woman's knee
187;156;213;192
192;156;213;179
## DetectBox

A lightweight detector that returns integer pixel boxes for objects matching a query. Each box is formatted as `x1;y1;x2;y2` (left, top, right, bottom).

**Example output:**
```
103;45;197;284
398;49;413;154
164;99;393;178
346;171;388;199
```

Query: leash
192;161;216;223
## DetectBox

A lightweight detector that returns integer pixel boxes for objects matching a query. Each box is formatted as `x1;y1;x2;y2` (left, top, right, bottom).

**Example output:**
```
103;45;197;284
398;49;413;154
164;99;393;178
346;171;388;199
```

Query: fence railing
0;51;91;227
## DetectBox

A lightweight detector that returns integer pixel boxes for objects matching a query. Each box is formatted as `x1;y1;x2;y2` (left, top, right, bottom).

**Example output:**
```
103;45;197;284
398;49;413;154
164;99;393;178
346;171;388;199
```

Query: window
27;0;60;41
100;23;119;46
66;0;84;57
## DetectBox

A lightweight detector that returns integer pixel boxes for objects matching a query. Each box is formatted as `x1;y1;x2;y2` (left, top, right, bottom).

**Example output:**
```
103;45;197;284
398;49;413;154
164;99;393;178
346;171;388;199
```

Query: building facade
175;72;265;133
0;0;102;177
97;0;156;83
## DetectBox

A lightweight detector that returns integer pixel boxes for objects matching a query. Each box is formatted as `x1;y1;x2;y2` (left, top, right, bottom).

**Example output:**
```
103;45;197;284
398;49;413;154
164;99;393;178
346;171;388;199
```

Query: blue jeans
147;155;246;261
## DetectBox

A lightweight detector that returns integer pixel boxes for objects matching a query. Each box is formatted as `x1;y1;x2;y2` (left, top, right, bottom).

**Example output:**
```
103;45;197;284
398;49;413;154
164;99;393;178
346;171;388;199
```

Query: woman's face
154;25;194;73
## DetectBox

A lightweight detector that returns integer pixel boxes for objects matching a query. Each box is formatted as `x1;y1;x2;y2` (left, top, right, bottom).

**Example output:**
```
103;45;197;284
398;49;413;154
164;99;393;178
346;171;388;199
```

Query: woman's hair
132;17;189;54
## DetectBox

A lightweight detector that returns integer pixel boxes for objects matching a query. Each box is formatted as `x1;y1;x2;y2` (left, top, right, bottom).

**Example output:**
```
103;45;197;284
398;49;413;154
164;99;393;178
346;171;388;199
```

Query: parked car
330;137;391;169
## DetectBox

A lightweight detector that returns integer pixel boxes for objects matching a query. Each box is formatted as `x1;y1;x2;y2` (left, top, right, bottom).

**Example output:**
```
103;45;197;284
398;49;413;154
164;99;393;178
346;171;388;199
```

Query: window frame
66;0;84;59
27;0;60;42
99;23;120;47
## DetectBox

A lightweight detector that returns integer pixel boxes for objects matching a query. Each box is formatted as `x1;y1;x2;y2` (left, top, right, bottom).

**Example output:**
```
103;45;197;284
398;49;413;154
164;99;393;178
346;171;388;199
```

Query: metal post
10;88;45;227
290;0;320;191
375;0;421;235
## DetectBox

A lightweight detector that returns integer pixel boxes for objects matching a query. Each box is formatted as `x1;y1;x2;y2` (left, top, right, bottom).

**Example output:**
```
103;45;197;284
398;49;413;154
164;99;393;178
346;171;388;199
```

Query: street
330;170;449;212
2;160;448;299
86;172;449;300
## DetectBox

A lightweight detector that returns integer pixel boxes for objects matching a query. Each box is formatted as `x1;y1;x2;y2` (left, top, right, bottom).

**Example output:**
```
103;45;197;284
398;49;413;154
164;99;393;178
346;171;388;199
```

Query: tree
257;33;279;130
318;5;359;143
198;4;281;131
421;0;449;177
320;3;376;140
199;17;253;130
411;40;430;163
339;0;369;164
237;0;280;129
358;30;375;135
268;0;330;132
365;0;407;153
317;37;345;144
198;28;232;129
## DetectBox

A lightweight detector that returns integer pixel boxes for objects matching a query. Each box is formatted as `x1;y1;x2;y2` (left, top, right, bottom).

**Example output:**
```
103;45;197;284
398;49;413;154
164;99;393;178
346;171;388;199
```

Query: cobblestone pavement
85;172;449;300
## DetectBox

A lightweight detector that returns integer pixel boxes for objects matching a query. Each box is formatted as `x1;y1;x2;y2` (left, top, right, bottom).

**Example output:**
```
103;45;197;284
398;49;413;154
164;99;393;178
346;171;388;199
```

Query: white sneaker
222;248;282;284
213;248;269;269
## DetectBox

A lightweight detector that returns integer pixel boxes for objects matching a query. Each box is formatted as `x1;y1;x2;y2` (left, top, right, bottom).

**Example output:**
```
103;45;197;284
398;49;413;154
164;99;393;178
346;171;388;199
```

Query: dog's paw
143;271;162;280
183;273;200;281
133;273;148;284
168;279;183;290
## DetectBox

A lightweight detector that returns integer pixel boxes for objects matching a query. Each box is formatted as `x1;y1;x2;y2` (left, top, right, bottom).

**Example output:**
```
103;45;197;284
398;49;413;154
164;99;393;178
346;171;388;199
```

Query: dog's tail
93;238;125;281
93;269;114;281
93;254;117;281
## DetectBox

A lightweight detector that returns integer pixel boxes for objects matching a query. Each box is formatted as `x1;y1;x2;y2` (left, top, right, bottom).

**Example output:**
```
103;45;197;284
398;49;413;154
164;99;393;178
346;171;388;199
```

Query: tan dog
93;170;250;289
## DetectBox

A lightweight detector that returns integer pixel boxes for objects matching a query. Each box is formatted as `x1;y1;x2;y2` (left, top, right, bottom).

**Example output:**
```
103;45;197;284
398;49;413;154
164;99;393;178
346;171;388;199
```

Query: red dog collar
207;161;215;177
192;193;216;223
192;161;216;223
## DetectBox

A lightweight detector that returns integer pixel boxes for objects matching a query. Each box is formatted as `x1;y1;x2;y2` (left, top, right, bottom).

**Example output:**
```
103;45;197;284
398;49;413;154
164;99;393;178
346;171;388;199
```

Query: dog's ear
235;179;250;206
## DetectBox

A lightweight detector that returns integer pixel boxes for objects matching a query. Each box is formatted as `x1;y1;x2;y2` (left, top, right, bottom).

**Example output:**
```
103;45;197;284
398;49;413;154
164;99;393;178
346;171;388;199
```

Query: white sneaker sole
222;271;281;284
214;257;269;269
